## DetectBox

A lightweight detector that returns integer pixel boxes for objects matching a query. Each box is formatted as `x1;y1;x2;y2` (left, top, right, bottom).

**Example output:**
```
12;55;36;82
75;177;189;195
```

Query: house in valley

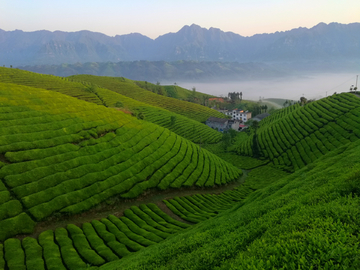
251;113;270;122
223;109;252;122
206;117;229;132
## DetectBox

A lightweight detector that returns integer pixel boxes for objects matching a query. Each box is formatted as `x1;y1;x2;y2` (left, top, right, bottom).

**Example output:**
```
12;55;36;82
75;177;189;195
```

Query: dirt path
20;170;249;239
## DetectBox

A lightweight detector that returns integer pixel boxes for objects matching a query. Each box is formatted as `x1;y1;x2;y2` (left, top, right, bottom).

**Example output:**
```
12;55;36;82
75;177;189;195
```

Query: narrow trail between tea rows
19;169;250;239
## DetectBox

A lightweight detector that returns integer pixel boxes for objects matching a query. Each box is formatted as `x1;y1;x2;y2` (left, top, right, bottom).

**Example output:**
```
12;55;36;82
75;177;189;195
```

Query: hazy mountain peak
0;22;359;66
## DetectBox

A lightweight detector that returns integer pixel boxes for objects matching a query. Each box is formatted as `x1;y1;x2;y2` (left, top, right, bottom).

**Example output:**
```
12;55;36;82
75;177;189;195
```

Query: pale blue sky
2;0;359;38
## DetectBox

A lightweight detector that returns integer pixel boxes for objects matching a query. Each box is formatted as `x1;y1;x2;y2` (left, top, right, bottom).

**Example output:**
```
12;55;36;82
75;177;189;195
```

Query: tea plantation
1;67;360;269
101;139;360;270
0;67;223;144
0;81;241;241
235;93;360;171
68;74;226;122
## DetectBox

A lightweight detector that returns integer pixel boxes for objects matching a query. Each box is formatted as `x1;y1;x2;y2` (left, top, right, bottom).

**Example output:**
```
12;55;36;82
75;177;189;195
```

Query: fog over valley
176;72;359;102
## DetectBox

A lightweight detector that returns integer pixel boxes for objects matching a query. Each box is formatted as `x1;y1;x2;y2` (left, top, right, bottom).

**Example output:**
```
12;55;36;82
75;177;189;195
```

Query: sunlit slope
0;82;241;240
0;67;222;144
134;80;213;101
68;75;226;122
93;87;222;144
236;93;360;171
101;139;360;270
0;67;104;105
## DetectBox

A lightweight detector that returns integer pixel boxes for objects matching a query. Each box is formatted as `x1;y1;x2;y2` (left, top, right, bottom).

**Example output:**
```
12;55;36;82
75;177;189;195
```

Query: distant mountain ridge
1;22;360;66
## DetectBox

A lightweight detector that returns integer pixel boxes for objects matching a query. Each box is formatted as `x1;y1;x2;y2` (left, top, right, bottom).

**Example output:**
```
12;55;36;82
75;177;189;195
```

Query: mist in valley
176;72;359;102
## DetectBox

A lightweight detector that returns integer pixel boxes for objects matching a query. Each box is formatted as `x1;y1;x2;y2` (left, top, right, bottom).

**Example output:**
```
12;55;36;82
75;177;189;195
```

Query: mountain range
1;22;360;67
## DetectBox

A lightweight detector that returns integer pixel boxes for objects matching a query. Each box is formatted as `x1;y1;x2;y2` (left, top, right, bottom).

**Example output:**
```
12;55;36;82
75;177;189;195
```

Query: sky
2;0;360;39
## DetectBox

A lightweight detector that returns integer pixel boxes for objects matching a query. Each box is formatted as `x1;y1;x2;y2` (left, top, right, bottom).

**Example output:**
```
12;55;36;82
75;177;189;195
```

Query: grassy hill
0;67;223;144
133;80;213;102
68;74;226;123
1;138;359;269
235;93;360;171
1;67;360;269
100;138;360;269
0;82;241;241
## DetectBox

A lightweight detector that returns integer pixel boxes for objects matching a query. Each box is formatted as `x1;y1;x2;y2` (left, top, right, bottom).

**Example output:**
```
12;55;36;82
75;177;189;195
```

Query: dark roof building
206;117;229;132
252;113;270;122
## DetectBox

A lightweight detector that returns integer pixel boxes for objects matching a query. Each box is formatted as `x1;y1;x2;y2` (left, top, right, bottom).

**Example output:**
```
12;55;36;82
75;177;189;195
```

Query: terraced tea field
0;163;287;269
0;82;241;240
236;93;360;171
68;74;227;123
0;67;223;144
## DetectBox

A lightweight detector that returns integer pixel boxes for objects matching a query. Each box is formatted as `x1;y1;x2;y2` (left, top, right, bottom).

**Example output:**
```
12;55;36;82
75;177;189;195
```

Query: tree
227;92;242;104
300;96;307;106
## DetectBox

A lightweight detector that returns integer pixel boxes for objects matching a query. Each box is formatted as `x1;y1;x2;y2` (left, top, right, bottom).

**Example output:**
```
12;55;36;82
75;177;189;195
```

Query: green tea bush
4;238;26;270
107;215;158;245
55;228;87;270
143;203;190;229
129;206;178;234
91;220;130;258
22;237;45;270
67;224;106;266
81;222;119;262
163;200;206;223
0;213;36;241
38;230;66;270
0;244;4;270
119;216;164;243
100;218;143;252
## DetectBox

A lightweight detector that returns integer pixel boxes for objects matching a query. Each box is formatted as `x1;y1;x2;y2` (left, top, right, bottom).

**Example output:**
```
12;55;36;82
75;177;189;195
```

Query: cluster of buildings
206;109;270;132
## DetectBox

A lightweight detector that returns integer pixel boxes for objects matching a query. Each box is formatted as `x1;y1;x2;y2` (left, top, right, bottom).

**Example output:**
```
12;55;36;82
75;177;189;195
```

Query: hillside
100;137;360;269
235;93;360;171
1;68;360;269
68;74;226;122
0;67;224;144
0;82;241;240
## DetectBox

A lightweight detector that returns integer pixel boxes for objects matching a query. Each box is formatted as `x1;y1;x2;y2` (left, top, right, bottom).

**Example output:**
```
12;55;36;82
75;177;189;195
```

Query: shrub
22;237;45;270
4;238;26;270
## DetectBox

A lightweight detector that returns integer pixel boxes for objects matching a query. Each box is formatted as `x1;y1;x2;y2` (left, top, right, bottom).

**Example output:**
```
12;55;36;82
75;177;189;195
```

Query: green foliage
99;139;360;270
38;230;66;270
0;244;4;270
67;224;106;266
0;213;36;242
55;227;87;270
0;81;239;240
91;220;131;258
82;222;119;262
69;74;226;123
0;67;104;105
22;237;45;270
4;238;26;270
235;93;360;171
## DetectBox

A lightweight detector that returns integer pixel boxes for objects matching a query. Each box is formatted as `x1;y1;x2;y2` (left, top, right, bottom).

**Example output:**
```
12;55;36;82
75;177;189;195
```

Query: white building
223;109;252;122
